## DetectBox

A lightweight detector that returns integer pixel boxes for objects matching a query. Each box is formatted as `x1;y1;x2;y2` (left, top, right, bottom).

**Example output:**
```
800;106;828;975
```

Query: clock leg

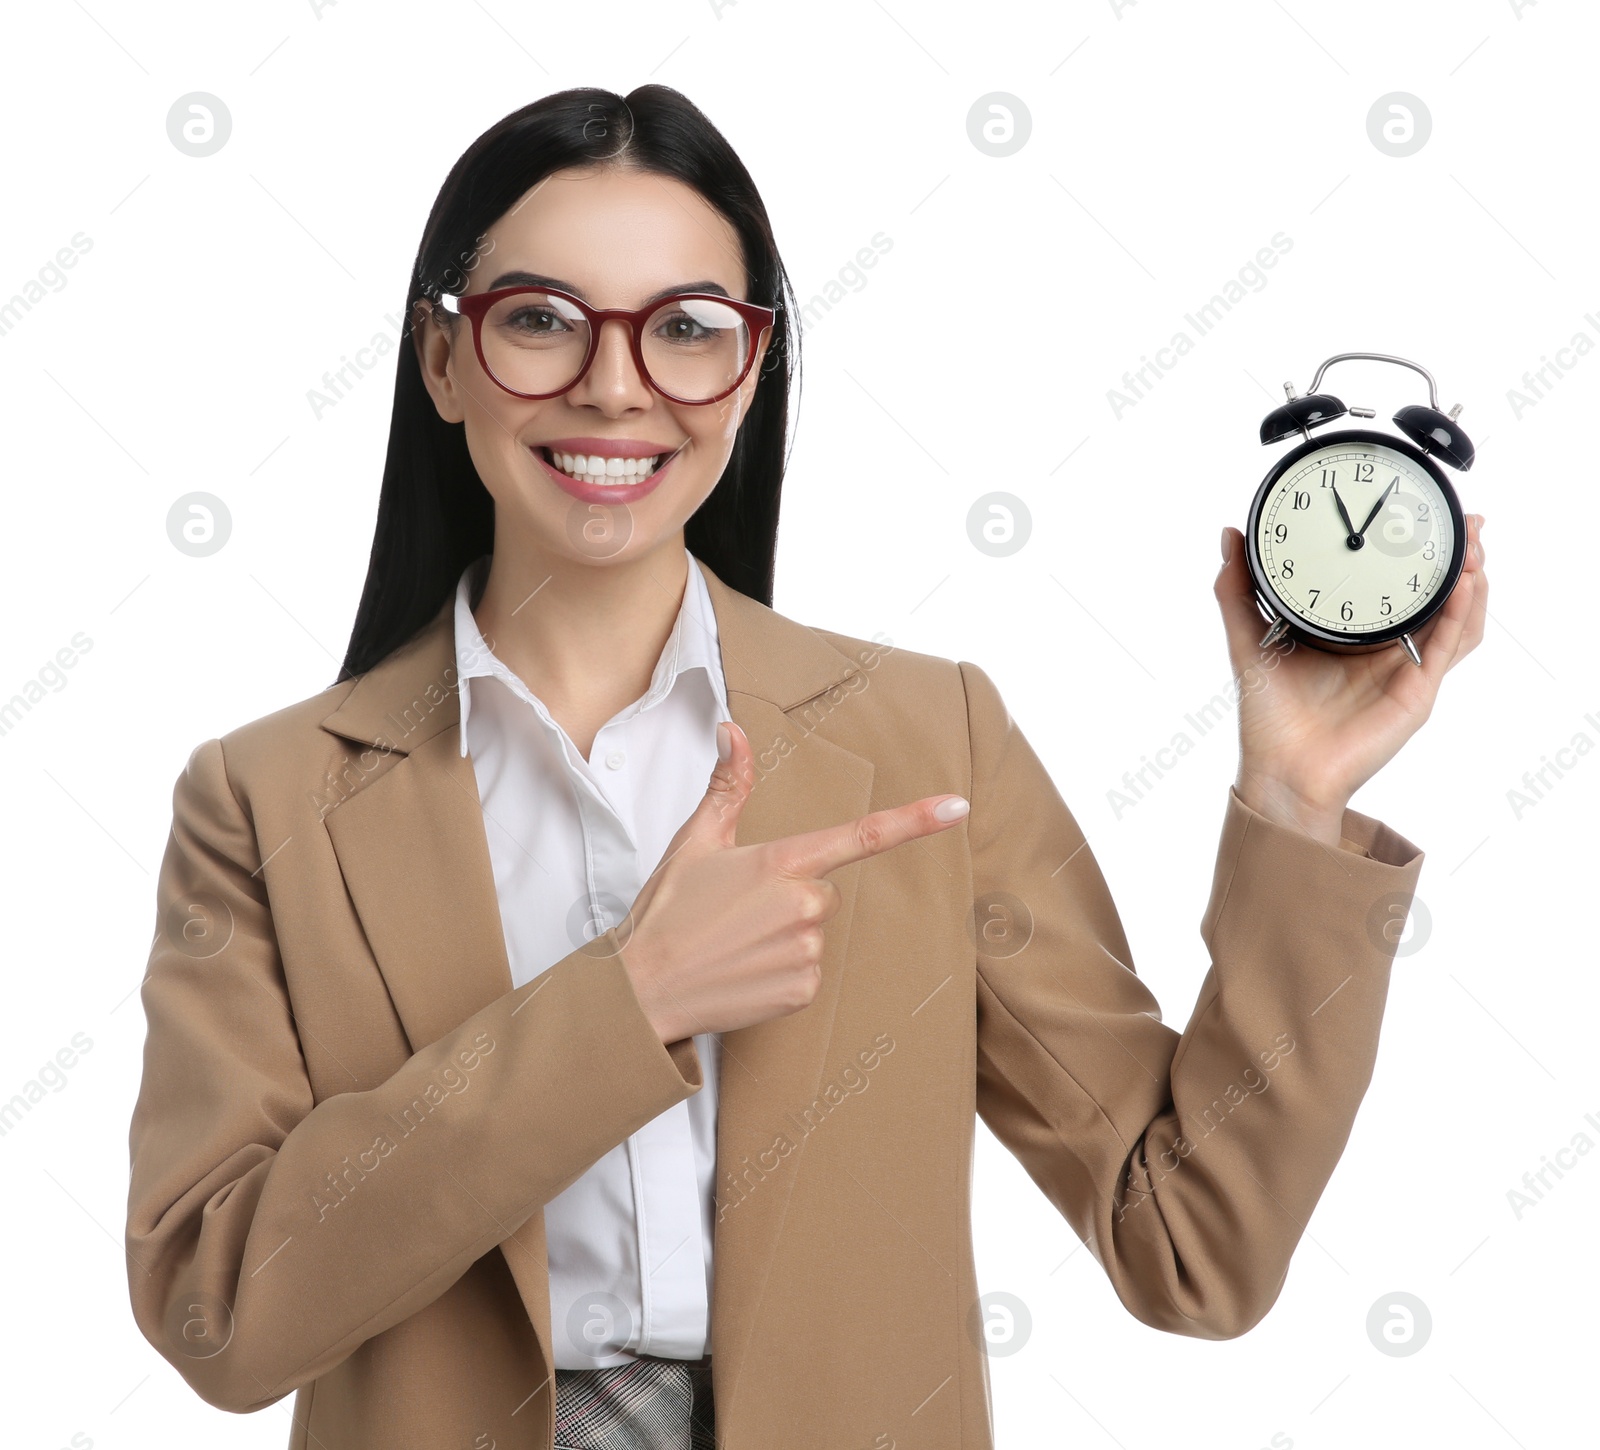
1258;615;1292;650
1399;633;1422;667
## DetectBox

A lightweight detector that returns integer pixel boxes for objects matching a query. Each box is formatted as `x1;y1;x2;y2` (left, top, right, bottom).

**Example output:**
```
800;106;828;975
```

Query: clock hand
1356;479;1397;540
1329;481;1359;545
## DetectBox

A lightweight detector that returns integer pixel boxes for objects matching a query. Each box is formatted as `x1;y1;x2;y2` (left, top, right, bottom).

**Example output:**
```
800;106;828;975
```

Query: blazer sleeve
960;661;1425;1339
125;737;704;1414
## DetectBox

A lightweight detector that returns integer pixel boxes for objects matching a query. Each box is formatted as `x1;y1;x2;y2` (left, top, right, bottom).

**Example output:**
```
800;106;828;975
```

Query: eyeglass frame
433;284;777;406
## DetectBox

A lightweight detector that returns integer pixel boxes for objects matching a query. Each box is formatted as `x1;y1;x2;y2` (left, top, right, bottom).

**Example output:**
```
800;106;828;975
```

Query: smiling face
412;163;770;569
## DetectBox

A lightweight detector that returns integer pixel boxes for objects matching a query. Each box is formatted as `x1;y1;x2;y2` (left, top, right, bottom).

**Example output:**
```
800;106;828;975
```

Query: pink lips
531;444;678;505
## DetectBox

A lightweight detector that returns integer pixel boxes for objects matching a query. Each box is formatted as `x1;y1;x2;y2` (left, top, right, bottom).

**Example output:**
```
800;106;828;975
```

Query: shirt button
604;749;626;770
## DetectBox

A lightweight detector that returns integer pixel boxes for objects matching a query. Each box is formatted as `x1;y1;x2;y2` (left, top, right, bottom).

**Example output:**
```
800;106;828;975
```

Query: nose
569;316;654;411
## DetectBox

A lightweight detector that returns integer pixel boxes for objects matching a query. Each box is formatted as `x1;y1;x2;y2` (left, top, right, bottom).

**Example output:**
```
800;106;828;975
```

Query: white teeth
544;448;663;484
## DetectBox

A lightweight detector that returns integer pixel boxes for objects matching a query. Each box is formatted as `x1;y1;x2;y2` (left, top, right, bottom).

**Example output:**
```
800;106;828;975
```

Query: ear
734;323;779;429
410;298;466;424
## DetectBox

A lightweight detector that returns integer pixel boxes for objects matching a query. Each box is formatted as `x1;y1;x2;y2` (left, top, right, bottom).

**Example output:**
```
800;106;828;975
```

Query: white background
1;2;1593;1448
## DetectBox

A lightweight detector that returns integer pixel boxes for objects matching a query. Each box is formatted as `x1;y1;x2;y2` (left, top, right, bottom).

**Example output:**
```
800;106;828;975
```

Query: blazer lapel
317;555;877;1421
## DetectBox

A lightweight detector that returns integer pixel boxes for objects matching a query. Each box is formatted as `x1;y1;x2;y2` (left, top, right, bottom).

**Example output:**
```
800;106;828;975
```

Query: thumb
1214;524;1265;663
679;719;754;851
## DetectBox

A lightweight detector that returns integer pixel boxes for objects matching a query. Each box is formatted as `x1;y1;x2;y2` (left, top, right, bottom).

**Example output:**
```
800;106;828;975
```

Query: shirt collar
453;547;729;757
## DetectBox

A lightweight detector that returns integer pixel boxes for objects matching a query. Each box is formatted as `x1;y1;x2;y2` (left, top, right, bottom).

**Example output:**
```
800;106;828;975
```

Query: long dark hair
335;86;800;683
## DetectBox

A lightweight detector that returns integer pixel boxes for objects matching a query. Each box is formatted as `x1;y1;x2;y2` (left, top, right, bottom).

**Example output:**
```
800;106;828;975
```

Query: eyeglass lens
479;292;753;401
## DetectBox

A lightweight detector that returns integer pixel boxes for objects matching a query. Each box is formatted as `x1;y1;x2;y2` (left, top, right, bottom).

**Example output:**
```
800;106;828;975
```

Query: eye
504;304;569;336
654;309;713;344
652;296;741;346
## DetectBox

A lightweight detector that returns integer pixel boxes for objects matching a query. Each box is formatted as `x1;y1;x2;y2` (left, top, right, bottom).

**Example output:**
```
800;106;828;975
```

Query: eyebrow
483;270;733;305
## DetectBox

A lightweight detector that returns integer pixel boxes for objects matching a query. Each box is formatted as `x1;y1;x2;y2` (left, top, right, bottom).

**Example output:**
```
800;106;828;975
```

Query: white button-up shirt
453;547;727;1369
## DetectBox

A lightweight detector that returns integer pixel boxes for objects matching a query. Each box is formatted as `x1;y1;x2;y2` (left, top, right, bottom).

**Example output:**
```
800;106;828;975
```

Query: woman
125;86;1488;1450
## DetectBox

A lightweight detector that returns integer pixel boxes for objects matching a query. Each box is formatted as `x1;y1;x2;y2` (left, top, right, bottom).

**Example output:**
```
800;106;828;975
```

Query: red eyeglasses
436;284;776;405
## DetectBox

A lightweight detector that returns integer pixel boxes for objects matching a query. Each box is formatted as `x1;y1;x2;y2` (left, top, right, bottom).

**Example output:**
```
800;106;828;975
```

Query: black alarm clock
1246;351;1473;667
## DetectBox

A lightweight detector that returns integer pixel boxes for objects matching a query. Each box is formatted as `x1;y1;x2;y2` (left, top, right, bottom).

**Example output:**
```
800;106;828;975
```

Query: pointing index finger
775;795;970;879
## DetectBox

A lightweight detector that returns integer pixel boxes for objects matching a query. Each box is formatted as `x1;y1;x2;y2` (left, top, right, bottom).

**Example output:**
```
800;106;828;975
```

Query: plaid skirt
553;1353;715;1450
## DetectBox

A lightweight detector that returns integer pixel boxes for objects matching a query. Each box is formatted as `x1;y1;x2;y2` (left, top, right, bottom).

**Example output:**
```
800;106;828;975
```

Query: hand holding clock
1213;512;1487;848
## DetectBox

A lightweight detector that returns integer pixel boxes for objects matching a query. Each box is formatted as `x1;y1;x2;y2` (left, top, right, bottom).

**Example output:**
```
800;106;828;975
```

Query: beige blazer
125;557;1424;1449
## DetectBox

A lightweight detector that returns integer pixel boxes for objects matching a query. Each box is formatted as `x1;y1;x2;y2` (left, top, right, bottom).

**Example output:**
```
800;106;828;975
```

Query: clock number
1422;540;1435;560
1292;491;1310;510
1340;600;1353;622
1281;558;1294;579
1353;462;1375;483
1307;588;1320;607
1380;596;1392;616
1273;523;1288;543
1407;574;1421;592
1319;468;1337;488
1416;501;1429;520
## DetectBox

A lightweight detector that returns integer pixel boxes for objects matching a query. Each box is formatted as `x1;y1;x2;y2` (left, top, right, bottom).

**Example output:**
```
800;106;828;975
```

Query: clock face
1253;434;1459;639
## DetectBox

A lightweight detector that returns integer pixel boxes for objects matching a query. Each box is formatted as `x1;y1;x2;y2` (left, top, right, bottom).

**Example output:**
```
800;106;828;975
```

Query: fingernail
1219;527;1234;564
716;722;731;761
934;796;970;822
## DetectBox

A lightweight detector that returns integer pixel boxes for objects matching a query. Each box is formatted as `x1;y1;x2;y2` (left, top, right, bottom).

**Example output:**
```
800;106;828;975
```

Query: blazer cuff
1205;783;1425;961
586;925;704;1090
1225;783;1423;868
